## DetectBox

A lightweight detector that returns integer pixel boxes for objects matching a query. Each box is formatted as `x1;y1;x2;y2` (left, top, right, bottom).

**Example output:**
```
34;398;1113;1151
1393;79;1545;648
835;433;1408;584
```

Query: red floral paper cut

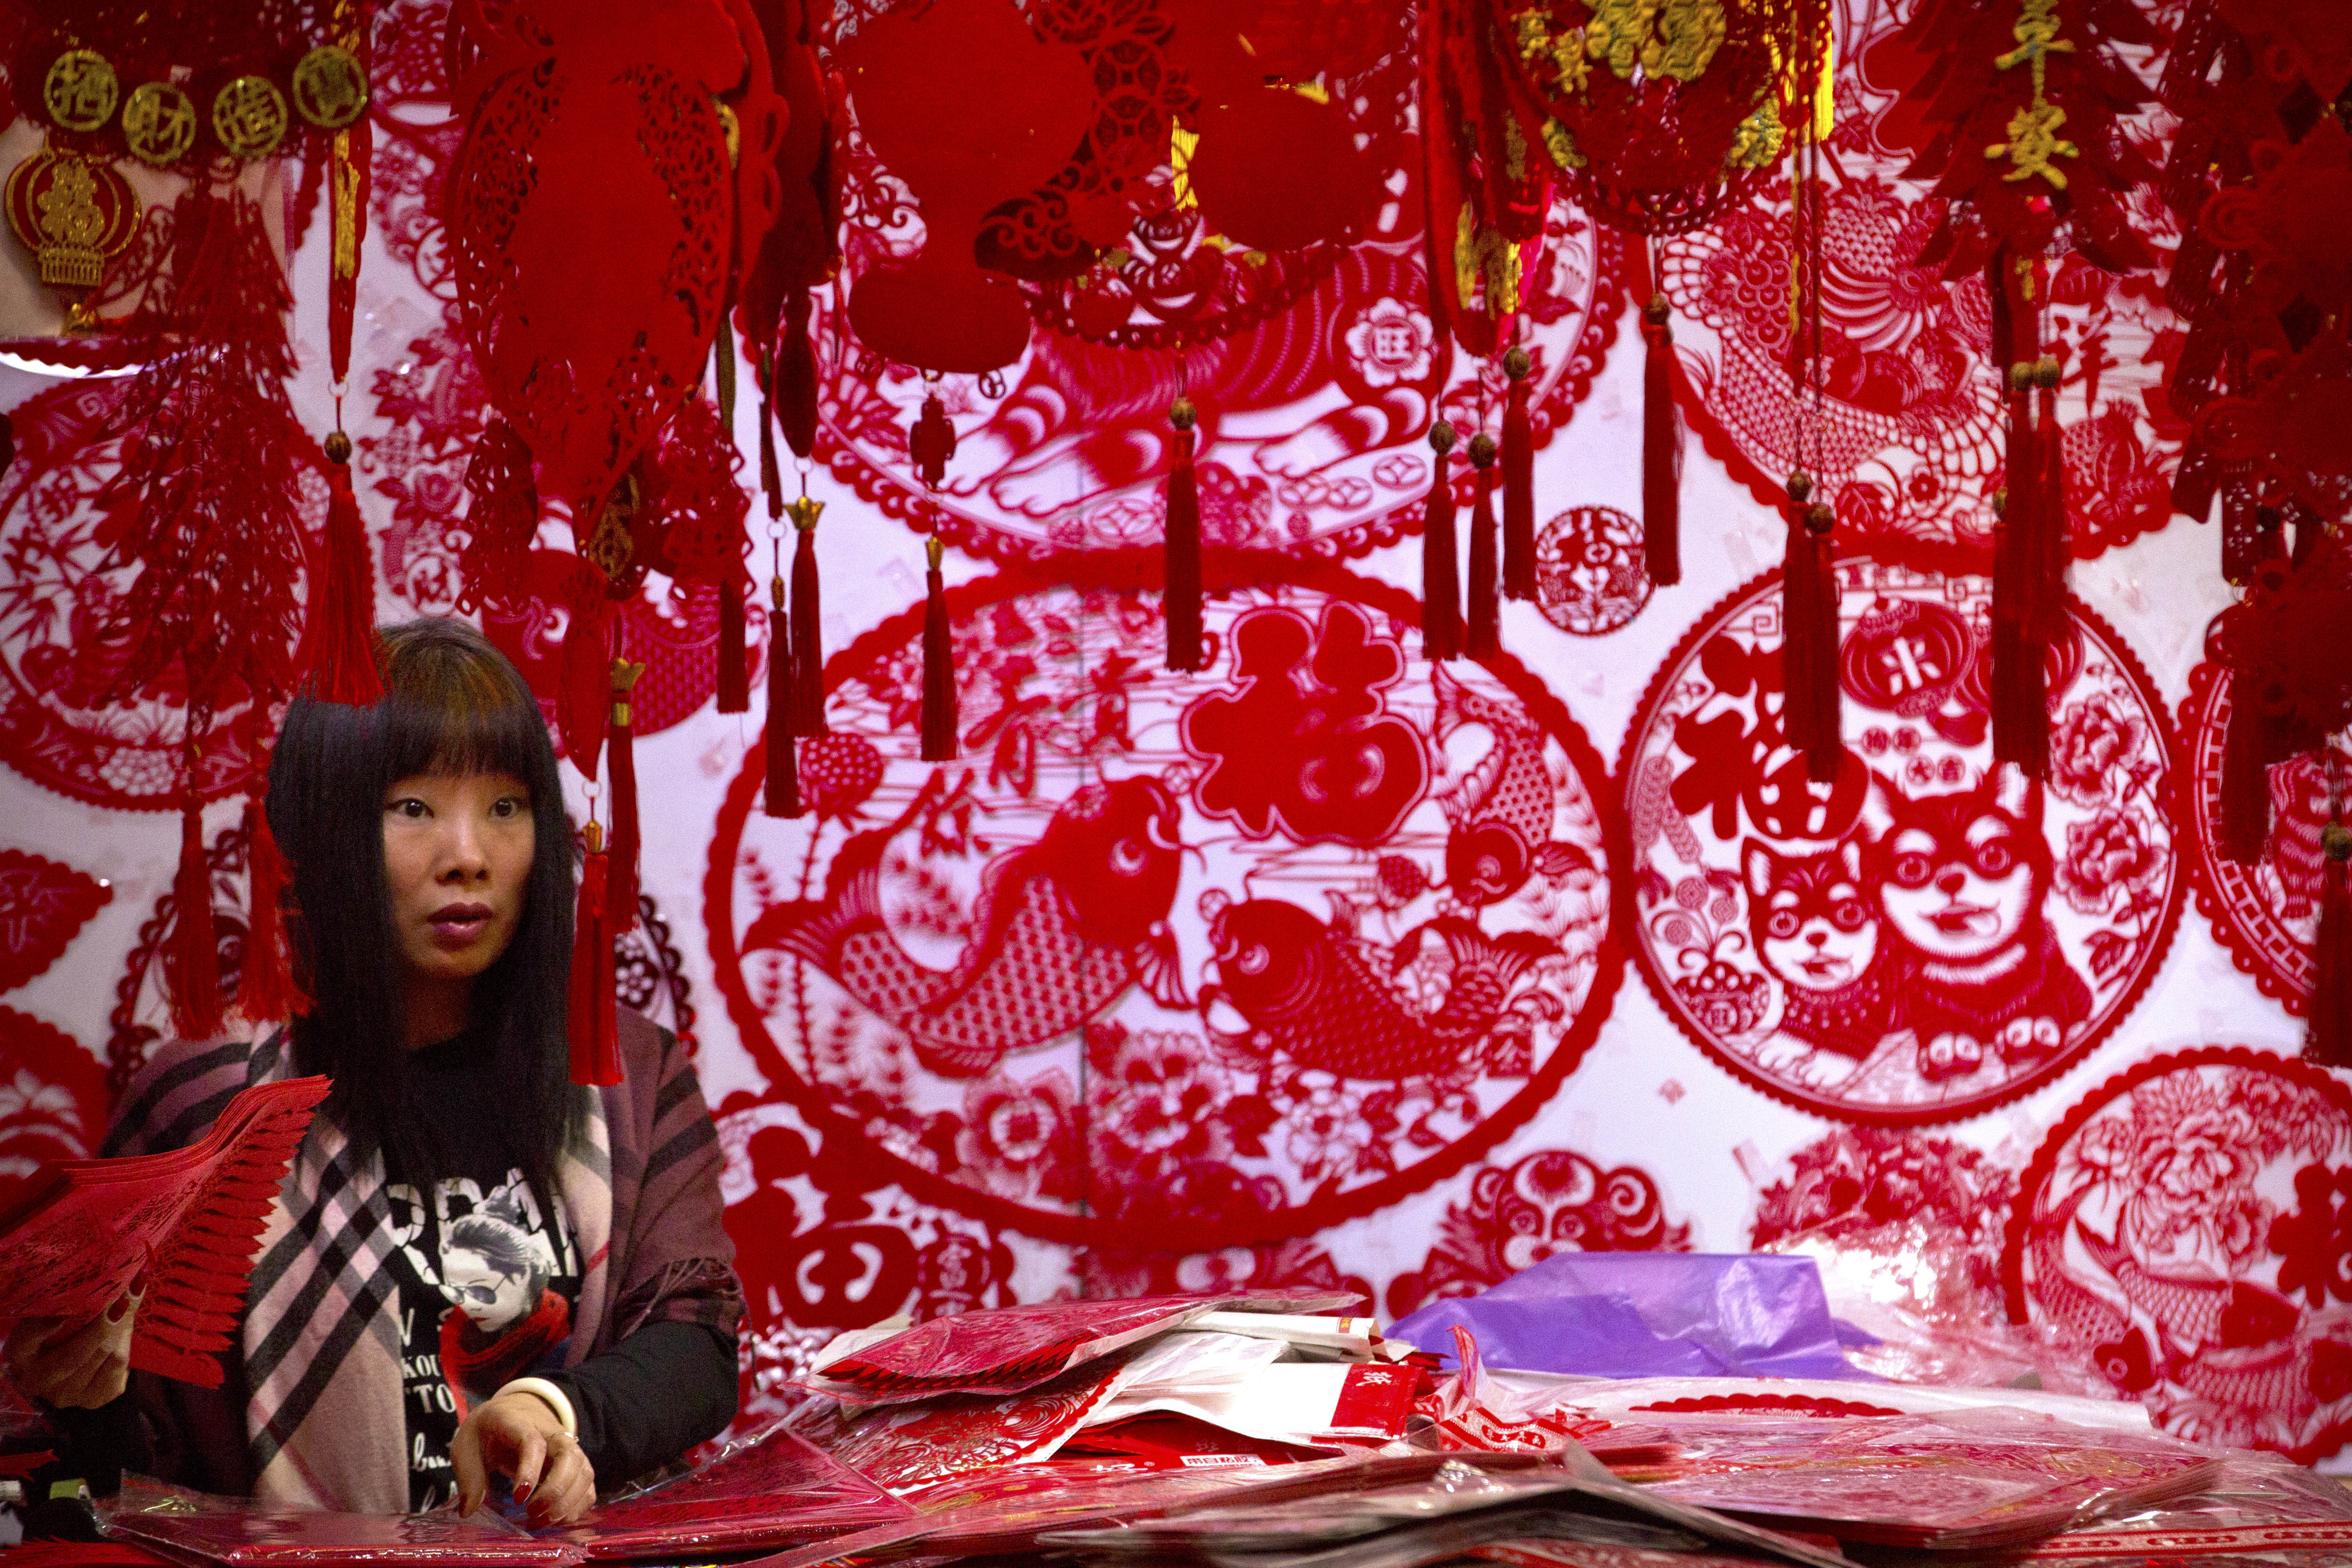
0;1006;110;1216
0;384;327;809
1534;506;1652;637
1385;1147;1692;1321
707;550;1623;1249
2002;1046;2352;1464
1749;1127;2015;1250
1621;559;2181;1126
2174;660;2346;1019
0;850;111;994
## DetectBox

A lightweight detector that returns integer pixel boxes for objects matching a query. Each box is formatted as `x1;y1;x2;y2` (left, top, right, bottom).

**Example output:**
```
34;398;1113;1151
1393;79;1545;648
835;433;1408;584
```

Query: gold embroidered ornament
122;81;199;166
1985;0;2078;187
44;49;119;132
5;146;140;298
291;45;369;129
212;75;289;159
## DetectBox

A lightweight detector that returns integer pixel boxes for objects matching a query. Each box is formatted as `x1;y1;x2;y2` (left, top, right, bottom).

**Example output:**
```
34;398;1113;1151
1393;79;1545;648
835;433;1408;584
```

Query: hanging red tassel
567;822;622;1087
764;570;804;819
921;537;960;762
1164;397;1203;673
1422;420;1462;661
607;660;643;937
2312;825;2352;1067
1991;363;2045;777
776;288;819;461
716;572;748;713
236;795;304;1027
787;496;828;737
1641;294;1683;587
1500;349;1536;601
304;433;384;705
1780;473;1841;781
1465;432;1501;659
164;797;224;1043
2215;671;2270;864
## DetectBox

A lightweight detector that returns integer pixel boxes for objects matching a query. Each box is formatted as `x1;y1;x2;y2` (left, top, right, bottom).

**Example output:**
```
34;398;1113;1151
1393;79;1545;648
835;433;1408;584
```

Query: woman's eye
491;796;528;820
387;798;427;819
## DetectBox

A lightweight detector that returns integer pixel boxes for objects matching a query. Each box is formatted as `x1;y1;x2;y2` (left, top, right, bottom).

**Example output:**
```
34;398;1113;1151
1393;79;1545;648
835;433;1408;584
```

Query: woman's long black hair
267;618;574;1194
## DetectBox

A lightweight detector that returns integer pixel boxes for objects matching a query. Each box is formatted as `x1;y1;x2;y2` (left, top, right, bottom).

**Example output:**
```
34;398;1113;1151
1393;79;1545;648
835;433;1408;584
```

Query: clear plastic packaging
98;1479;580;1566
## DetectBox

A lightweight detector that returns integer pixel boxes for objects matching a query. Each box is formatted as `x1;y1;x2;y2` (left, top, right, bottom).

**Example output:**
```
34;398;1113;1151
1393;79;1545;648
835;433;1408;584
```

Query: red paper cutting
0;848;111;993
102;1478;580;1566
545;1428;907;1559
0;1075;331;1387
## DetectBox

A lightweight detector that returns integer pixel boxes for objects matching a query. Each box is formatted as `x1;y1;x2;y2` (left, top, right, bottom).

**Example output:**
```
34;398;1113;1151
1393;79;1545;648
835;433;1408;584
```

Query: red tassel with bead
1422;421;1462;661
607;660;643;937
2310;820;2352;1067
236;794;304;1026
1641;294;1682;587
164;796;224;1043
1500;349;1536;601
764;569;804;818
1164;397;1203;672
1781;473;1841;781
1465;432;1501;659
306;432;383;705
786;496;828;737
567;821;622;1086
921;537;960;762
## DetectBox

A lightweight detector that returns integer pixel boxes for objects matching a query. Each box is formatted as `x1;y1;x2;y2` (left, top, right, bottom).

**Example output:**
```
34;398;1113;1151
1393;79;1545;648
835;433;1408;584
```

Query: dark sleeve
544;1319;737;1489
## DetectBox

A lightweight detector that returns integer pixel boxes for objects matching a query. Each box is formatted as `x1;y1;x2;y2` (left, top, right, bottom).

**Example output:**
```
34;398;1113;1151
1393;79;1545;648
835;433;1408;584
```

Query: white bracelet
493;1376;578;1435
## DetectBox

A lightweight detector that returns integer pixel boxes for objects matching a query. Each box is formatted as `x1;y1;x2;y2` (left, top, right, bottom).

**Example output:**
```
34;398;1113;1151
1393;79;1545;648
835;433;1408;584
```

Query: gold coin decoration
122;81;199;165
45;49;119;132
292;45;369;129
212;75;289;159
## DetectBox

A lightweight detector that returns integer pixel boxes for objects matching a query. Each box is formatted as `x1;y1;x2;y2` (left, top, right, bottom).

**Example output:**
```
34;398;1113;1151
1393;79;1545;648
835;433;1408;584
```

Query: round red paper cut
1620;559;2182;1126
0;382;326;809
1384;1145;1692;1321
706;551;1623;1248
1534;505;1653;637
2174;660;2344;1019
1653;1;2181;574
2002;1046;2352;1464
815;213;1625;566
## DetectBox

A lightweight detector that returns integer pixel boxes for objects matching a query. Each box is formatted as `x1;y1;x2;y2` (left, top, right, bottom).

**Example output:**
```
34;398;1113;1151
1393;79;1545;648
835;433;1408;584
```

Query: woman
3;620;742;1523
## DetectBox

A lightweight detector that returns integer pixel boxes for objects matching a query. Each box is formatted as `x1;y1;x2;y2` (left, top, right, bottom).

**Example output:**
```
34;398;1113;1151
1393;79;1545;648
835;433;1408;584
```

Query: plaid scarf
104;1010;741;1511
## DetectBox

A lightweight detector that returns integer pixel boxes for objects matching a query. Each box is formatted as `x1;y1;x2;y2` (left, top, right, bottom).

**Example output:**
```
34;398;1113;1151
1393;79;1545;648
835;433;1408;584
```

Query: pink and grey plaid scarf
104;1010;741;1511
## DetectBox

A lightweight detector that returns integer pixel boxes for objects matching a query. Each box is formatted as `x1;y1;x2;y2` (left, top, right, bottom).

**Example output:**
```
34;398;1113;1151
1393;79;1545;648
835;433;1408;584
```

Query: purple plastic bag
1386;1253;1875;1381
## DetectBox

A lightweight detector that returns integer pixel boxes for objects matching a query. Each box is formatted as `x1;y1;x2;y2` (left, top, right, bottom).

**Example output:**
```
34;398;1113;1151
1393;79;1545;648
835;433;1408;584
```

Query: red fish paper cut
742;770;1190;1077
0;1076;331;1387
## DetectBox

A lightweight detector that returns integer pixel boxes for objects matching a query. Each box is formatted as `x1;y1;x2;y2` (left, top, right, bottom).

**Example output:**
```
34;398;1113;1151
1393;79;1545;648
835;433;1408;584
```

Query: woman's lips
428;903;493;948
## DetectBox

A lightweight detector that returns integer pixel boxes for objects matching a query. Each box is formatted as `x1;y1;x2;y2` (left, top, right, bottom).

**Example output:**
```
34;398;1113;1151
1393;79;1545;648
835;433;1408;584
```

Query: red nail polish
129;1269;149;1297
107;1297;130;1322
515;1483;532;1503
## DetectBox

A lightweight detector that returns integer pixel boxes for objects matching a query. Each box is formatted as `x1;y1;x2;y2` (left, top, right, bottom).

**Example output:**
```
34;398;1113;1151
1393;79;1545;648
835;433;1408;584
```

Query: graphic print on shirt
382;1171;580;1510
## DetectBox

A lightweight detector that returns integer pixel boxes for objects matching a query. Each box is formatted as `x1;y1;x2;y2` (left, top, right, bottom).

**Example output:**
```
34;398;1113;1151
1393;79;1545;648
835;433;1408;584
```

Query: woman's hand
2;1289;138;1409
450;1390;596;1526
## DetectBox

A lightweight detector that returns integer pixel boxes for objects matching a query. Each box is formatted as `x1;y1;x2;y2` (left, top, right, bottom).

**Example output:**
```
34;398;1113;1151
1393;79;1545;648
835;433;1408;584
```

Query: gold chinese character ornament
4;146;141;300
44;49;119;132
122;82;199;166
212;75;289;159
292;45;369;129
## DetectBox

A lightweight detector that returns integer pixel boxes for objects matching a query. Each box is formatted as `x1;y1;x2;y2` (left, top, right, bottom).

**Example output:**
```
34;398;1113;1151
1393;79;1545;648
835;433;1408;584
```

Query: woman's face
382;770;536;988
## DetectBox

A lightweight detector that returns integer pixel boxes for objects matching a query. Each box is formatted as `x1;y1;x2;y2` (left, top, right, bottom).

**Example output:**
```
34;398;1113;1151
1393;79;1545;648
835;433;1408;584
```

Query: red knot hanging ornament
837;0;1093;376
1465;431;1502;658
448;0;757;564
920;537;959;763
733;0;837;460
1421;0;1555;357
909;387;957;491
1422;421;1463;661
4;145;141;329
1163;396;1203;673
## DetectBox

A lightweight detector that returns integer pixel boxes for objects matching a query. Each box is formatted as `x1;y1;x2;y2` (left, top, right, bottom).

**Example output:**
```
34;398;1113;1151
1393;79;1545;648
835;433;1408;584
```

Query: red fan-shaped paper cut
0;1076;332;1388
448;0;746;528
839;0;1097;374
0;1006;110;1219
0;850;111;994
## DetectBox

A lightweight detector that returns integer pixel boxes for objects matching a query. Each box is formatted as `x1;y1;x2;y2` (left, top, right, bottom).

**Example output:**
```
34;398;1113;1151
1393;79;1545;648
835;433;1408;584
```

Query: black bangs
377;623;556;794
